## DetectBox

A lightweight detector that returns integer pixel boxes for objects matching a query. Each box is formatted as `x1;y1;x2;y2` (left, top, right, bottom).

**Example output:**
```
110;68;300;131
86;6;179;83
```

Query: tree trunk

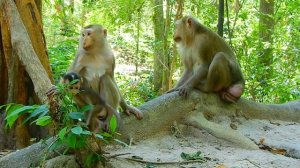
169;0;184;89
0;0;54;149
161;0;171;92
1;91;299;167
0;11;8;105
217;0;224;37
152;0;164;92
258;0;275;91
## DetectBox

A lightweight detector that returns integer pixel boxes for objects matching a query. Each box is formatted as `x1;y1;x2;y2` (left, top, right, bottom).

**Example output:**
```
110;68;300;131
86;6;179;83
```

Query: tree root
186;110;259;150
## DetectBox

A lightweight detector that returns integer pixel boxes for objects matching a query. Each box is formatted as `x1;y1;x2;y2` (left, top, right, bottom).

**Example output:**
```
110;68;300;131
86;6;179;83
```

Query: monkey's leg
205;52;240;103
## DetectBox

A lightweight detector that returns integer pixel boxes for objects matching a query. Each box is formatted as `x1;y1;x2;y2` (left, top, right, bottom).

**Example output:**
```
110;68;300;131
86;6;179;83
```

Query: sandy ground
103;117;300;168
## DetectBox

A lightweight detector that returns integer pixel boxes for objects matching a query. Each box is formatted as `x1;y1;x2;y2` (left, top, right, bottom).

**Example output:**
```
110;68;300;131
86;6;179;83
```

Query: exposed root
186;110;259;150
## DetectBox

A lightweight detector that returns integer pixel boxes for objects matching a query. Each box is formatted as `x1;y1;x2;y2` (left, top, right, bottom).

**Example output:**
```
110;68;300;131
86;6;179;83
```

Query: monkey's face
68;82;81;95
81;28;95;50
173;19;184;43
173;17;194;45
81;26;107;51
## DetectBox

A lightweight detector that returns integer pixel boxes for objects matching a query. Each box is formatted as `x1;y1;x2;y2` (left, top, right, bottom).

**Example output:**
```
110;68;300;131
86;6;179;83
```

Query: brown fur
62;72;120;132
170;16;245;103
70;24;143;119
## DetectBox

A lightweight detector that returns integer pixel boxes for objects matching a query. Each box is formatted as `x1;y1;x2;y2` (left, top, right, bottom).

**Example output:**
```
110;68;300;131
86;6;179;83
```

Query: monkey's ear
186;17;193;28
103;29;107;38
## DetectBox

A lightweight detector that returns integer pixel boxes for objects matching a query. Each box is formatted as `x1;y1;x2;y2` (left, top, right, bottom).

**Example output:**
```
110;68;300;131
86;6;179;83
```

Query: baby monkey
62;72;120;132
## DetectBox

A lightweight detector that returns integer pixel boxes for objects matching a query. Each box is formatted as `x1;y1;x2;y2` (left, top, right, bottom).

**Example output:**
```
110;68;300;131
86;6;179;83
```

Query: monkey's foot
178;85;192;98
220;92;239;103
125;106;143;120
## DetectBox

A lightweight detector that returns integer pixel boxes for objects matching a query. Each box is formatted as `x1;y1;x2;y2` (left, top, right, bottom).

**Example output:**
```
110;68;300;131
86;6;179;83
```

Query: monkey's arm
110;57;143;120
167;67;192;93
178;64;209;97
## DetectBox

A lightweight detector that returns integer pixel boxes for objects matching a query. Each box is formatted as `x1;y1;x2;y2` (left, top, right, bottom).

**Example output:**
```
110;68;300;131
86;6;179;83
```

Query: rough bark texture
1;91;299;167
15;0;53;83
152;0;164;92
217;0;224;37
3;0;53;103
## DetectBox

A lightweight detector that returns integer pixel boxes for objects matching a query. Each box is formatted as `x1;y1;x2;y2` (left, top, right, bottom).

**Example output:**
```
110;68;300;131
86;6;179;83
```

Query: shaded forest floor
102;117;300;168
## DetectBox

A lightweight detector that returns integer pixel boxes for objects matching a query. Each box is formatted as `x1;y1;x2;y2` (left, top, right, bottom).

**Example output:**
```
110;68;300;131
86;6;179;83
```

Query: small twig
244;158;262;168
106;153;132;158
125;157;205;165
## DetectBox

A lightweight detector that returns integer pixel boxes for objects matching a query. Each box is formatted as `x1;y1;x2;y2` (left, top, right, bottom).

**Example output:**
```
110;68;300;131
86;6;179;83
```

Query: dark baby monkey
62;72;120;132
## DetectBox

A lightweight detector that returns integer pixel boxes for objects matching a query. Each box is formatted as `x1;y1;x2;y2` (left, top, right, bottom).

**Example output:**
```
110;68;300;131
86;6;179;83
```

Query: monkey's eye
82;33;85;37
87;32;91;36
98;115;106;121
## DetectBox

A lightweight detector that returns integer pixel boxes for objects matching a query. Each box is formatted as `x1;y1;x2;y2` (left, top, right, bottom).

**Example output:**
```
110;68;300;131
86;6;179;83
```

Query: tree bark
217;0;224;37
0;11;8;104
169;0;184;89
152;0;165;92
2;0;53;104
161;0;171;92
258;0;275;91
1;91;299;167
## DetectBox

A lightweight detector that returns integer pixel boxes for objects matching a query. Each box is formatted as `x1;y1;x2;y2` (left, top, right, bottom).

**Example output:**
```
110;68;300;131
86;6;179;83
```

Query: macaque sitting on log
62;72;120;132
168;16;245;103
70;24;143;119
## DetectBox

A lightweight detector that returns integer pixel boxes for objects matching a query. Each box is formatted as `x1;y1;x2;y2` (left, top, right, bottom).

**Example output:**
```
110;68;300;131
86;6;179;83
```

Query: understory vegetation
44;0;299;105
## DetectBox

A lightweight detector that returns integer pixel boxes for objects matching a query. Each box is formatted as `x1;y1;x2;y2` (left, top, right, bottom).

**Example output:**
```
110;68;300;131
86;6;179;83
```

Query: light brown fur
169;16;244;103
70;24;143;119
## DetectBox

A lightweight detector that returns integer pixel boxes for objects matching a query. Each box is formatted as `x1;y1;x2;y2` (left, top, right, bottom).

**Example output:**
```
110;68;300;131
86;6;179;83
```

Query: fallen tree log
1;91;299;167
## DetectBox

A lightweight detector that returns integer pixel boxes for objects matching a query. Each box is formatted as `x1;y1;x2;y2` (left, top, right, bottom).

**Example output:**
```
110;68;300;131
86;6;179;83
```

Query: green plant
0;82;124;167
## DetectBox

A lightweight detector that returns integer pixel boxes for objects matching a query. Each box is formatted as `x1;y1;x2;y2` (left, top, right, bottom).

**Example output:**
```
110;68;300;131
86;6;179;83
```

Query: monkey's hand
46;85;59;98
178;85;192;98
124;105;143;120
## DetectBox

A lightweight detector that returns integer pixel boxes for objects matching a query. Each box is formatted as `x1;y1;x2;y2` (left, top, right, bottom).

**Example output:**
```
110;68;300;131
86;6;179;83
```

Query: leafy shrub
0;82;122;167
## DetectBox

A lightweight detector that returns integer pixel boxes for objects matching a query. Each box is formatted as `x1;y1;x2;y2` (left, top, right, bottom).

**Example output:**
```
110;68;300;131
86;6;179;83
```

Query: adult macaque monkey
169;16;245;103
62;72;120;132
70;24;143;119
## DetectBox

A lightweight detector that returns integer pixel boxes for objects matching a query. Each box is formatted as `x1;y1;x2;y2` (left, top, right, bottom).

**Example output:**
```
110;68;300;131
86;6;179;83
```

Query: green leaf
113;139;128;147
82;130;92;135
59;127;68;140
71;126;83;135
35;116;52;126
68;112;85;120
5;104;23;128
79;105;93;113
23;105;49;124
180;151;204;161
66;133;77;148
109;115;118;133
101;132;112;138
95;133;104;140
6;106;36;120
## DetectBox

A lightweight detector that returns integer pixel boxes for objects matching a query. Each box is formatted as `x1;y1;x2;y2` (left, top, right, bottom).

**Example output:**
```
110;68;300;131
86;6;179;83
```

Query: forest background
45;0;299;106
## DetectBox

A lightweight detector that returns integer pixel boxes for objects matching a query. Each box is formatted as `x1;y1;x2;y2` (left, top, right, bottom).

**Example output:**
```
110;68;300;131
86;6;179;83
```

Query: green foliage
43;1;299;105
48;39;78;82
116;71;158;107
2;82;124;167
180;151;205;161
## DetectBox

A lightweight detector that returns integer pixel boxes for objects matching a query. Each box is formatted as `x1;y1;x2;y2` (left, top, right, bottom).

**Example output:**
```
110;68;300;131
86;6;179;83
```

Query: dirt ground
103;117;300;168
